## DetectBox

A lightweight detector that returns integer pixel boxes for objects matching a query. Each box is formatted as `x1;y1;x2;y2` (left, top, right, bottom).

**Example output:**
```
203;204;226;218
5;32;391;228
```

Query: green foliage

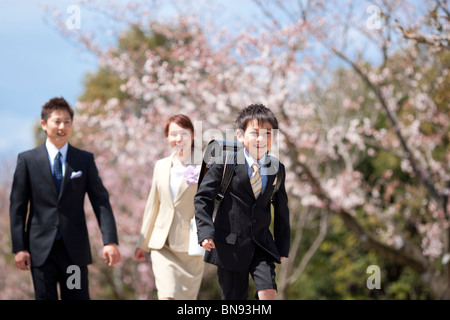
287;215;435;300
76;23;199;116
118;24;168;53
33;120;46;148
78;69;128;103
386;268;434;299
363;150;410;183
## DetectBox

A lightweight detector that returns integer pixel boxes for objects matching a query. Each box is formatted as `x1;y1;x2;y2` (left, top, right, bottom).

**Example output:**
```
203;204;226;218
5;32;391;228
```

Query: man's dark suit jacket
9;143;119;267
194;149;290;272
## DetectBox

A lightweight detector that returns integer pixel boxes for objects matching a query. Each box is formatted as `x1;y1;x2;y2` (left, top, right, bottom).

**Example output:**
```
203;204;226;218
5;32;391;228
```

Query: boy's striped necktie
250;162;262;198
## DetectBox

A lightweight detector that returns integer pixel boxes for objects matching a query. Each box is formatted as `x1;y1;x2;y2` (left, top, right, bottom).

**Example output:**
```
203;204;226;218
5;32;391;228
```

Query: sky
0;0;98;159
0;0;395;161
0;0;263;160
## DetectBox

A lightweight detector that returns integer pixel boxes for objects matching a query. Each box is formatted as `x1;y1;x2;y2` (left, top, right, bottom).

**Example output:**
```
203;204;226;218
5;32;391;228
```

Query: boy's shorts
217;245;277;300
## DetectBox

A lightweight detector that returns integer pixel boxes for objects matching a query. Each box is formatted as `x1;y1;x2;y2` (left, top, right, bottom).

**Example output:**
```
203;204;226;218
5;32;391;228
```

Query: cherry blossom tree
251;0;449;298
20;0;448;299
0;158;34;299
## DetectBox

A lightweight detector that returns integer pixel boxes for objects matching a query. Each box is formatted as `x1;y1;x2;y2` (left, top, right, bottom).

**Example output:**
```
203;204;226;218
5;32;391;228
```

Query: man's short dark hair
41;97;74;122
235;104;279;131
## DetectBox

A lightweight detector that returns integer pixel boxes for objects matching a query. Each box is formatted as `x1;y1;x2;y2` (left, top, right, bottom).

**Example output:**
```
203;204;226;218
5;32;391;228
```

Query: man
10;97;121;300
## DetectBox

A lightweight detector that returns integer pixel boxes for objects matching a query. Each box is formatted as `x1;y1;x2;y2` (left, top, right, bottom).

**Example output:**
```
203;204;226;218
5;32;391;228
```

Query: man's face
41;109;72;149
237;119;274;160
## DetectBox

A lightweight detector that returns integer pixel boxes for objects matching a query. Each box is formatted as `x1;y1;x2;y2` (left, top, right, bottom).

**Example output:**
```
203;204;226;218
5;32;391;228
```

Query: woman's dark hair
235;104;278;131
164;114;195;137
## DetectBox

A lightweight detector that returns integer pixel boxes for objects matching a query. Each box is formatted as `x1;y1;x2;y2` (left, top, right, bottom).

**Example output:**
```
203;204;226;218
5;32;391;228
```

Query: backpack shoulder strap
212;151;236;221
271;162;285;203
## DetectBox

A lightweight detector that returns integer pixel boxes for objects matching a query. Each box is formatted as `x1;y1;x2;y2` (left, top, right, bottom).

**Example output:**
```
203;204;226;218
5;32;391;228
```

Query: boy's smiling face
237;119;274;160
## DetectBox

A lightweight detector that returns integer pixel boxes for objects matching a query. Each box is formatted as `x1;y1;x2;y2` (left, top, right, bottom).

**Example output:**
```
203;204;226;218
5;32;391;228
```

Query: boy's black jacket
194;148;290;272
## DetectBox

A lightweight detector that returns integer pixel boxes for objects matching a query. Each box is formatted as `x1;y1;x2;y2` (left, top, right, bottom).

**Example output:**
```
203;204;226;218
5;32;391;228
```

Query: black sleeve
194;159;225;244
273;163;290;257
9;153;31;253
86;152;119;245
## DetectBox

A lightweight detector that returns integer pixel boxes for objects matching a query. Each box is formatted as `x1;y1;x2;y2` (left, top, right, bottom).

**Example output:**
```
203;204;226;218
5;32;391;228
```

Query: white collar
45;139;68;160
243;147;267;168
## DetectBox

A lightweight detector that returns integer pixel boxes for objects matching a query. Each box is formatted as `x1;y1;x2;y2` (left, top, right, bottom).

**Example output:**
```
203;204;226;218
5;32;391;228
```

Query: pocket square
70;171;83;179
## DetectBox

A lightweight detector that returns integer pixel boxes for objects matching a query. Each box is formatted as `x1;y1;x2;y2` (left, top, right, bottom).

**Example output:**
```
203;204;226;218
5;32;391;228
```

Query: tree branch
395;22;450;49
330;47;444;213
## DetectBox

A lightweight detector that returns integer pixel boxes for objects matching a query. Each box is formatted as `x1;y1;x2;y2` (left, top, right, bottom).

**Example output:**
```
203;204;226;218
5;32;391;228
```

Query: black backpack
198;139;284;220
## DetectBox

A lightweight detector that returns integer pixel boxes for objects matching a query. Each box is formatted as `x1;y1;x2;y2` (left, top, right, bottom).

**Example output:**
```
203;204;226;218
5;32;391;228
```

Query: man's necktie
250;162;262;199
54;152;63;239
54;152;63;194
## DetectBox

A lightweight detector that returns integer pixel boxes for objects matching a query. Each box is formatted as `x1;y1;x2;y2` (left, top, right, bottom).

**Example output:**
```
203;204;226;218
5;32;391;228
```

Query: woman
135;114;204;300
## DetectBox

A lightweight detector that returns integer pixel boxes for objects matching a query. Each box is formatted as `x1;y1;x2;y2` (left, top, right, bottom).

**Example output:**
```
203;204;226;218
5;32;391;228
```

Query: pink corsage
184;165;201;185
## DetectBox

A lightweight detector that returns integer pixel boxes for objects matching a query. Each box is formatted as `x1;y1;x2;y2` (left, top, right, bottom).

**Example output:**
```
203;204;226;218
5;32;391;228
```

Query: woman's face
167;122;193;156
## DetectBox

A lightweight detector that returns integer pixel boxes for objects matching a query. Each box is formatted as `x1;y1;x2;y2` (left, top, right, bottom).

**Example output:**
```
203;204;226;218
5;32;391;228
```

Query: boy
194;104;290;300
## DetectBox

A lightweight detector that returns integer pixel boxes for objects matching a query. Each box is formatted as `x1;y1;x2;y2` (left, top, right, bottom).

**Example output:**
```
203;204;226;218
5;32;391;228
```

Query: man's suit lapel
59;145;76;199
36;144;58;196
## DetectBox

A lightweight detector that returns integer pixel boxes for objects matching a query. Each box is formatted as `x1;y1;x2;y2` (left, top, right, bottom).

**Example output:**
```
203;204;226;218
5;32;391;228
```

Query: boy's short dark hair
41;97;74;122
235;104;279;131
